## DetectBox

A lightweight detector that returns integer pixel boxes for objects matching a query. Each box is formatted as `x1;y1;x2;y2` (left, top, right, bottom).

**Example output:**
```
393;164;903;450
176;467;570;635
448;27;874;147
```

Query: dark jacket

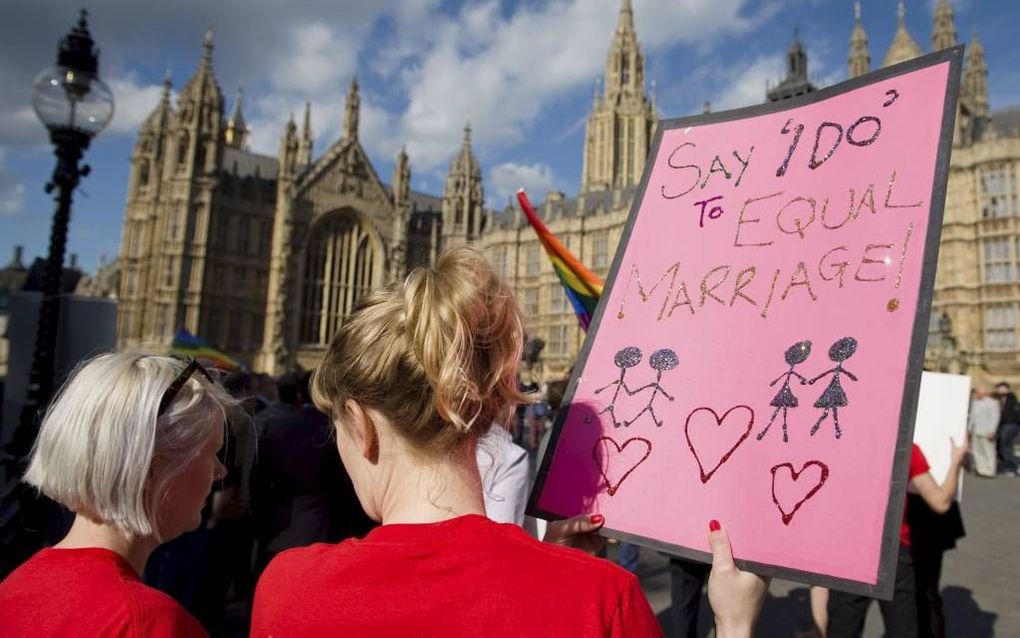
252;403;374;556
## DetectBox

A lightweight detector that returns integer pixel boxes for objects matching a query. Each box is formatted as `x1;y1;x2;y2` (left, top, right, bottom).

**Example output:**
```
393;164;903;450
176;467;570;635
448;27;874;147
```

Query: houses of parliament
117;0;1020;385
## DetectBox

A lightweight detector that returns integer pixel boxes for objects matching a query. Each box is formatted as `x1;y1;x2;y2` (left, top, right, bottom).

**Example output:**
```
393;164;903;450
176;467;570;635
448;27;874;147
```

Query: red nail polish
590;514;605;525
709;519;721;532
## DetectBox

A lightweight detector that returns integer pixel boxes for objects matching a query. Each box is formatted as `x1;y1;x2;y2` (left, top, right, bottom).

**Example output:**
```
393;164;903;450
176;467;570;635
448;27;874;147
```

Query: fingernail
709;519;721;532
591;514;605;525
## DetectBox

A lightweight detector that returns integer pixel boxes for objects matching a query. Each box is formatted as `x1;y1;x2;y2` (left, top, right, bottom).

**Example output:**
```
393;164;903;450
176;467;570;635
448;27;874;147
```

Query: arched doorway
299;211;379;345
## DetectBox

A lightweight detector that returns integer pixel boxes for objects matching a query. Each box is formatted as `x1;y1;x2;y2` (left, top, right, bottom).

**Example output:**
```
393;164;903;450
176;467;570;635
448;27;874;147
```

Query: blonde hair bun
313;245;528;452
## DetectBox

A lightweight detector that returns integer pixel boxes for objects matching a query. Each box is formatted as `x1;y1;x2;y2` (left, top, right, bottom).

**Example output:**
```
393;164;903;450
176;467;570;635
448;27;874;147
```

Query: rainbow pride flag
517;189;604;331
171;329;242;370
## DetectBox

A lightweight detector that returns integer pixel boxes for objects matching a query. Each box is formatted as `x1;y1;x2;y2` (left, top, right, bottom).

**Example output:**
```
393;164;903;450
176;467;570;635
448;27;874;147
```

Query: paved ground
628;474;1018;636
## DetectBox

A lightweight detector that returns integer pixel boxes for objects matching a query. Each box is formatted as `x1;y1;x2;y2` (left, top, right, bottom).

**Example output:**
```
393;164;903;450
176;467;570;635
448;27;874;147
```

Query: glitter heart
770;461;830;525
684;405;754;483
593;436;652;496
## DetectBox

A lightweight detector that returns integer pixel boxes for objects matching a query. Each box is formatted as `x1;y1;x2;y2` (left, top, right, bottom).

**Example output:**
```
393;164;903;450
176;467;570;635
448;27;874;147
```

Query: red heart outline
684;405;754;483
770;460;830;525
592;436;652;496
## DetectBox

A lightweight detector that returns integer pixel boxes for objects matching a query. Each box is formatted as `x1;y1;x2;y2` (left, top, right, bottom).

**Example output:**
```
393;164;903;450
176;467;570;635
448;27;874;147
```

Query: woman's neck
380;439;487;525
54;515;159;575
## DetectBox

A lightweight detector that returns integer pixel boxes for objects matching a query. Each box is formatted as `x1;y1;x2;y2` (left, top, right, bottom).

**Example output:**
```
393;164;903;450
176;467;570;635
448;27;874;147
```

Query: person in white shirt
968;387;1000;477
476;426;531;525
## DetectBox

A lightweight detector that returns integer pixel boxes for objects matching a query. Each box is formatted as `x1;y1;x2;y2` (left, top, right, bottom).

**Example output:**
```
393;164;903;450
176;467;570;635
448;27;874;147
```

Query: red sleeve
609;574;664;638
134;595;208;638
909;444;930;479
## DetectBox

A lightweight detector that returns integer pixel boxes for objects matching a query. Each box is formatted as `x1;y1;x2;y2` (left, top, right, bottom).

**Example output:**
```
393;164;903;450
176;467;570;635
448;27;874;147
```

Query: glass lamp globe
31;65;114;137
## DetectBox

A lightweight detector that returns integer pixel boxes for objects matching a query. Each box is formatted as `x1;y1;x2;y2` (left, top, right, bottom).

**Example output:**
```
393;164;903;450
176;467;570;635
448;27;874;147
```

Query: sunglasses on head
158;356;214;416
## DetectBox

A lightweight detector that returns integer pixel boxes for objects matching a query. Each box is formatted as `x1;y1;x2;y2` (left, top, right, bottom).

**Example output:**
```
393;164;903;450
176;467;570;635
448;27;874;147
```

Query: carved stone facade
848;0;1020;386
118;31;450;373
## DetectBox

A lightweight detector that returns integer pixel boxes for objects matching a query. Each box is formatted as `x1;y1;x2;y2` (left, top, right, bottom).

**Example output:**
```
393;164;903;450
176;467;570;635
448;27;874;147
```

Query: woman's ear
344;399;379;463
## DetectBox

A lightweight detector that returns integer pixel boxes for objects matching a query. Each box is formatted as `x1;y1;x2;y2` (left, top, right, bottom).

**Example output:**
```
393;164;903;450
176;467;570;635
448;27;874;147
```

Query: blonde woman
251;246;766;637
0;353;236;637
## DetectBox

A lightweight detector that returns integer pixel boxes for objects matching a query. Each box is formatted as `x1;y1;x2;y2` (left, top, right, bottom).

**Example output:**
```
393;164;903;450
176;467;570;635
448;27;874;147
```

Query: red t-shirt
251;514;662;637
900;444;931;547
0;547;206;637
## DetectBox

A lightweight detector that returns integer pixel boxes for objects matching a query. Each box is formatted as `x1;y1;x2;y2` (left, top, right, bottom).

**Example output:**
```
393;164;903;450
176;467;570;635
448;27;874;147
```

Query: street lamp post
0;9;112;577
7;10;114;462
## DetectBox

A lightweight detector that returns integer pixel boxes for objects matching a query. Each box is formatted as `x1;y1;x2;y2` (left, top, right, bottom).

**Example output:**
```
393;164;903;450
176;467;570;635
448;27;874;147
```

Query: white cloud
712;54;785;111
269;22;359;94
376;0;783;175
488;161;557;208
0;150;26;216
106;72;171;136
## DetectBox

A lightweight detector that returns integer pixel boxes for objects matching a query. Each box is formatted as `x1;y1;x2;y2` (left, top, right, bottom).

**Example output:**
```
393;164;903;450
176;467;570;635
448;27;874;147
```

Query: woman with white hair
0;353;236;637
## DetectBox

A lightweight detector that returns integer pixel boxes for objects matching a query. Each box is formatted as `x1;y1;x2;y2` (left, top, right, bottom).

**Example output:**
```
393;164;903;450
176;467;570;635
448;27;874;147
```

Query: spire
883;1;923;67
443;120;484;244
604;0;644;98
618;0;634;32
178;27;224;130
202;26;214;65
393;145;410;205
849;1;870;78
343;77;360;142
787;27;807;80
581;0;655;193
140;67;174;134
963;29;989;117
933;0;958;50
279;113;299;176
224;82;248;149
297;101;313;167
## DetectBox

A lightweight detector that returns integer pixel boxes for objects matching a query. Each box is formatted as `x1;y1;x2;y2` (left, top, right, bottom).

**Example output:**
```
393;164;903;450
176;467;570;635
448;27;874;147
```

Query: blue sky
2;0;1018;275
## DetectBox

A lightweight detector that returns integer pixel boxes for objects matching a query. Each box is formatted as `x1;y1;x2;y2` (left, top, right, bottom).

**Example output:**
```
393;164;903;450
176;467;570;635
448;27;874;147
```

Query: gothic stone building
117;31;483;373
119;0;1020;384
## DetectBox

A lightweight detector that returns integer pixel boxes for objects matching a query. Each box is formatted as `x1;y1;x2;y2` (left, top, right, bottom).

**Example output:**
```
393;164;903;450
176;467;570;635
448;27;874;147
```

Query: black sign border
526;45;964;601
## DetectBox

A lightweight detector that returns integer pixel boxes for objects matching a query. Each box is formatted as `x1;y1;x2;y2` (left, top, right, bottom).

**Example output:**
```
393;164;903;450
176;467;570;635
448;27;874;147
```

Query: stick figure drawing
624;348;678;427
585;347;644;428
808;337;859;439
756;340;812;443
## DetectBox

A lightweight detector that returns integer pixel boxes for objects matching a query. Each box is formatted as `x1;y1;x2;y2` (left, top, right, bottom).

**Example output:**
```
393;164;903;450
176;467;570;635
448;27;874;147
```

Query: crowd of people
0;245;1006;637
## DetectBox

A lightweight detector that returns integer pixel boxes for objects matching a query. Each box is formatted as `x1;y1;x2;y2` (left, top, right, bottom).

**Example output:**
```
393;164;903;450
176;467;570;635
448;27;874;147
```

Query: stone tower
882;1;923;67
932;0;957;51
767;29;817;102
118;69;174;343
580;0;656;193
166;27;225;337
848;1;870;79
962;30;989;118
442;124;484;246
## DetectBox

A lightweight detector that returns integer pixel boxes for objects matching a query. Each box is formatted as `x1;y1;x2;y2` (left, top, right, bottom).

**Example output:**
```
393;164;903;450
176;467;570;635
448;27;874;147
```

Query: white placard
911;371;970;499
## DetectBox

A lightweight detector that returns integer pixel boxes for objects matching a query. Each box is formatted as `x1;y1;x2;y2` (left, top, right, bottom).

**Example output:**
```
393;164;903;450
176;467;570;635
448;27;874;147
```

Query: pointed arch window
300;213;377;345
621;53;630;85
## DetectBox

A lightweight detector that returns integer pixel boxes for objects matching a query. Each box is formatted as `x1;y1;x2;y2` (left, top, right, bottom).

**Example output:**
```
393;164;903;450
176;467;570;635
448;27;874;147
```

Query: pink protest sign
528;48;963;598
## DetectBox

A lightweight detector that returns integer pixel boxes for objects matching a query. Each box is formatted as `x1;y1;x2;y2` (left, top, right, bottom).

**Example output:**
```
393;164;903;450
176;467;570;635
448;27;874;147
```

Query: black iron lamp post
9;10;113;460
0;10;112;576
